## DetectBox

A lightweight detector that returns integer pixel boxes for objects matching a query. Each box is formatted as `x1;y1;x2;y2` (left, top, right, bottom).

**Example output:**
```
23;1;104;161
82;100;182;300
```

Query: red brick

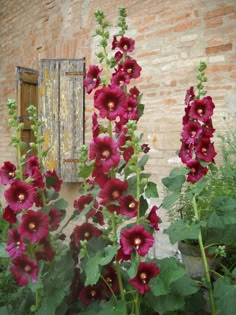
205;16;223;28
206;65;234;73
173;19;200;32
204;6;235;19
206;43;232;54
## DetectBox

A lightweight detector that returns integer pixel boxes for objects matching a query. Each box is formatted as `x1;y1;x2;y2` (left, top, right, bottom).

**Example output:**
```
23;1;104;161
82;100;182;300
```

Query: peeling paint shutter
39;59;85;182
16;67;39;156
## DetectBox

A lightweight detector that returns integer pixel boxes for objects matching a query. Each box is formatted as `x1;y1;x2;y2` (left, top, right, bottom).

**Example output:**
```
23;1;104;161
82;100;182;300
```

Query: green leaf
138;154;149;170
162;170;186;192
171;274;199;296
164;220;200;244
139;195;148;216
162;191;180;209
52;198;69;210
214;277;236;315
0;242;8;258
127;252;139;278
78;162;94;178
145;181;159;198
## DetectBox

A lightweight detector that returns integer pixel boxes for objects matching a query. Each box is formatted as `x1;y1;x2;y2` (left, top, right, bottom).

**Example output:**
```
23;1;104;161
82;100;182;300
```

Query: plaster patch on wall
80;0;91;29
226;91;236;114
168;156;181;164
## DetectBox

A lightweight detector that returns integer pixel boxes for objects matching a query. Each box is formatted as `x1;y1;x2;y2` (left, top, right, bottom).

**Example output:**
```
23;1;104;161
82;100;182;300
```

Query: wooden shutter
39;58;85;182
16;67;38;156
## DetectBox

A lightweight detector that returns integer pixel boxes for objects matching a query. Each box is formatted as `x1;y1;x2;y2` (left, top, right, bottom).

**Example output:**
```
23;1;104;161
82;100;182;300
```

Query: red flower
35;237;55;261
111;69;130;87
119;195;139;218
120;225;154;257
141;143;150;154
92;112;100;138
147;206;160;231
123;58;142;79
18;210;49;243
84;65;102;94
181;120;202;145
10;254;39;286
6;228;26;258
89;136;120;172
94;85;127;120
2;205;18;223
45;170;62;192
189;96;215;123
184;86;195;105
202;118;215;138
24;156;40;176
102;266;119;294
28;167;45;189
79;284;105;305
178;142;193;163
129;86;140;99
4;180;36;211
72;222;102;245
0;161;16;185
195;137;217;162
98;178;128;205
48;207;63;230
129;262;160;294
117;36;135;53
186;160;208;183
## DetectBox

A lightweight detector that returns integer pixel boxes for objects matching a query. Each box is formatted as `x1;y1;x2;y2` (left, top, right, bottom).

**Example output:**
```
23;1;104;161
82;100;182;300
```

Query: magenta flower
89;135;120;172
147;205;160;231
0;161;16;185
74;195;94;214
94;85;127;120
2;205;17;223
84;65;102;94
120;225;154;257
10;254;39;286
123;58;142;79
129;86;140;99
72;222;102;245
35;237;55;261
202;118;215;138
117;36;135;53
184;86;195;105
24;156;40;176
186;160;208;183
48;207;63;230
28;167;45;189
45;170;62;192
92;112;100;139
178;142;193;163
114;51;123;62
111;69;130;87
98;178;128;205
129;261;160;294
195;137;217;162
18;210;49;243
4;180;36;211
181;120;202;145
119;195;139;218
141;144;150;154
189;96;215;123
79;284;105;305
6;228;26;258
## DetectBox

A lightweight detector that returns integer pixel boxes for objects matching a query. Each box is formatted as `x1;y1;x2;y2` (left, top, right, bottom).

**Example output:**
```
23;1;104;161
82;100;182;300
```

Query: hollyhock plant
0;161;16;185
6;228;26;258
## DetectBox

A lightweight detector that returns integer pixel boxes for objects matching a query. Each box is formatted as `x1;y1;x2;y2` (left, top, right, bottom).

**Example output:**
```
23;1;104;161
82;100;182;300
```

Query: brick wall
0;0;235;199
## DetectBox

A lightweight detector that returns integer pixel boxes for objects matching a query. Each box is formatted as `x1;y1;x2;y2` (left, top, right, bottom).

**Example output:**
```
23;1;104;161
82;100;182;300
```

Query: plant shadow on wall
0;8;235;315
162;63;236;315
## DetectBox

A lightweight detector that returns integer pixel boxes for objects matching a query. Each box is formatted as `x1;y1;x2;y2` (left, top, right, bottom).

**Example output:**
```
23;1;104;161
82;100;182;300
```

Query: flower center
90;290;97;298
106;276;112;284
84;231;90;239
191;167;196;174
140;272;147;283
107;101;115;111
123;44;128;50
9;172;14;177
127;68;132;74
102;149;110;159
29;222;36;230
129;202;136;208
18;193;25;202
202;147;207;154
197;108;203;115
24;264;31;273
134;237;142;249
112;190;120;199
191;131;196;137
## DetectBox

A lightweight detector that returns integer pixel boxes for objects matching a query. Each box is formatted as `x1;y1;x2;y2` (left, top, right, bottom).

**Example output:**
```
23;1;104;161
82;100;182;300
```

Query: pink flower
84;65;102;94
94;85;127;120
120;225;154;257
129;261;160;294
119;195;139;218
0;161;16;185
111;69;130;87
4;180;36;212
129;86;140;99
178;142;193;163
10;254;39;286
195;137;217;162
2;205;18;223
186;160;208;183
181;120;202;145
6;228;26;258
98;178;128;205
189;96;215;123
184;86;195;105
72;222;102;245
89;135;120;172
24;156;40;176
147;206;160;231
18;210;49;243
123;57;142;79
45;170;62;192
117;36;135;53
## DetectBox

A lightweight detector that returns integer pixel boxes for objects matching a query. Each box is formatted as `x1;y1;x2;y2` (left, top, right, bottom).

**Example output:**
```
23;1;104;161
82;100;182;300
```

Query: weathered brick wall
0;0;235;206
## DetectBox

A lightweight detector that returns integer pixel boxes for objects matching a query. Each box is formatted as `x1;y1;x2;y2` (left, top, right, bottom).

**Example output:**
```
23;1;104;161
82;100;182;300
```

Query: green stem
192;195;217;315
134;293;140;315
136;159;141;224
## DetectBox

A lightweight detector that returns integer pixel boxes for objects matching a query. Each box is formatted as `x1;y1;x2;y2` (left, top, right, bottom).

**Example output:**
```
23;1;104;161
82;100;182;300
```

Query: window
16;58;85;182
